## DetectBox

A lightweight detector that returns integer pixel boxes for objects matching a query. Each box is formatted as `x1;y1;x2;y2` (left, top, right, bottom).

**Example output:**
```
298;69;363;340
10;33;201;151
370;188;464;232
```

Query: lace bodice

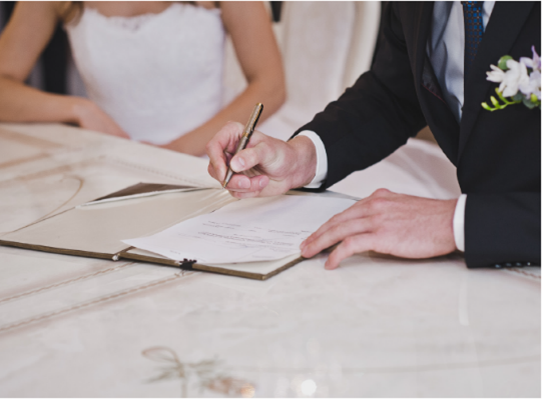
66;4;225;144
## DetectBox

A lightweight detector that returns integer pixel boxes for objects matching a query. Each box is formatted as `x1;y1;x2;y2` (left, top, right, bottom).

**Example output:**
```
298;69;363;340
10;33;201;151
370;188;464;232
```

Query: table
0;123;539;397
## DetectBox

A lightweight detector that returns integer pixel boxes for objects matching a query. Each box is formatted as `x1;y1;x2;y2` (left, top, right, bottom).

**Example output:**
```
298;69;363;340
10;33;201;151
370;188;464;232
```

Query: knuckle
228;121;245;136
342;237;356;252
373;188;390;197
328;214;340;225
329;224;343;237
226;120;243;130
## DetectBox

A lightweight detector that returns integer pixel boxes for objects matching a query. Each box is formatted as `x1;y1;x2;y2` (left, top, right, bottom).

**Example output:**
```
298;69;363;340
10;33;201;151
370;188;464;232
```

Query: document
123;195;355;264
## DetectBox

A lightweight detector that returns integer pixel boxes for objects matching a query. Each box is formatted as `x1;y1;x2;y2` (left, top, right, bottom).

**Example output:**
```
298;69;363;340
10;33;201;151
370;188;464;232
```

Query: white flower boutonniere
482;46;541;111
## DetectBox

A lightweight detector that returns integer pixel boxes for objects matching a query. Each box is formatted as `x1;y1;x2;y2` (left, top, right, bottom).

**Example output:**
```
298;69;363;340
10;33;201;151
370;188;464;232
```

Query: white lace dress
66;3;225;144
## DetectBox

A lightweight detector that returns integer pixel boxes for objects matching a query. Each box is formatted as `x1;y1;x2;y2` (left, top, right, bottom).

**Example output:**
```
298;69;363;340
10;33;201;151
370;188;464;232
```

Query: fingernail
233;157;245;170
239;178;250;189
259;179;266;188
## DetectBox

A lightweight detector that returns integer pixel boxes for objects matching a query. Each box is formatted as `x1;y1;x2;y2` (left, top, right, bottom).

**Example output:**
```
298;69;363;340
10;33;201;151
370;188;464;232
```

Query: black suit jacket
294;2;541;268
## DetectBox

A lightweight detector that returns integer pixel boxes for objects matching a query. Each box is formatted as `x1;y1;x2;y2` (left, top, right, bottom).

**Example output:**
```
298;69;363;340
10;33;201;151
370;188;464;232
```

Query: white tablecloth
0;123;539;397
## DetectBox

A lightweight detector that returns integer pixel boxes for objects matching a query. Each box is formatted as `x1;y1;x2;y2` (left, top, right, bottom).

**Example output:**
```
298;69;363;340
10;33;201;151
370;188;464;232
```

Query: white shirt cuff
453;194;467;252
297;130;328;189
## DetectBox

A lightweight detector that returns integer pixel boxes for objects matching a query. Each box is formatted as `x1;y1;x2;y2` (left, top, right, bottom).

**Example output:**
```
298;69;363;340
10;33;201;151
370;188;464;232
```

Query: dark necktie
461;1;484;77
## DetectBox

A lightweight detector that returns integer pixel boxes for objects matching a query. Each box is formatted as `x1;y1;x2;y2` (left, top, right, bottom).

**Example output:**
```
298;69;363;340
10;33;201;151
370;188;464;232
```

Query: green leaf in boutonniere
497;55;513;71
523;97;537;109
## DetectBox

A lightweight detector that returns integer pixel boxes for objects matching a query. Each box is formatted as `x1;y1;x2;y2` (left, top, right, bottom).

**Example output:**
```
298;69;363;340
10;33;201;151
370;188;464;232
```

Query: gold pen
222;103;264;188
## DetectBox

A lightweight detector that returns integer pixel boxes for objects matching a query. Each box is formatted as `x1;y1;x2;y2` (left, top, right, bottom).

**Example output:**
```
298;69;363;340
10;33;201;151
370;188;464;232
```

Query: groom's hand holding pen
206;104;319;199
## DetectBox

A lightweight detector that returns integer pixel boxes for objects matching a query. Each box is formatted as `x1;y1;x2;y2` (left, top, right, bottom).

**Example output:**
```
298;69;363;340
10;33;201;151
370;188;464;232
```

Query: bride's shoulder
11;1;62;19
3;2;71;28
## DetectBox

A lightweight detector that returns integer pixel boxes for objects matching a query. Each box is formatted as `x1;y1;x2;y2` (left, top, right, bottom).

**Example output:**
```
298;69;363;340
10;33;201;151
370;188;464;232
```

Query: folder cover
0;183;304;280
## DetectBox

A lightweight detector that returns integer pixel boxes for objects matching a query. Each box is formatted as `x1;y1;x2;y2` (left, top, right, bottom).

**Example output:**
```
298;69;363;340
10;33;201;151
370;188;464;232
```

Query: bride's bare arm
160;1;286;156
0;2;128;137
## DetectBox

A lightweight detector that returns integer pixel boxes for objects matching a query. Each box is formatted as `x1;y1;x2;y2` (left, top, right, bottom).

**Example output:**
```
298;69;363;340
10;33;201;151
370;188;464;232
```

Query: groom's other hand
207;121;318;198
300;189;458;269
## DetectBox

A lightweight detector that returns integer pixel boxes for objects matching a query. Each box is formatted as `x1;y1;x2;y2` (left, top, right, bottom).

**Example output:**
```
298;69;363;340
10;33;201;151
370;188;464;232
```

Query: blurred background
0;1;435;142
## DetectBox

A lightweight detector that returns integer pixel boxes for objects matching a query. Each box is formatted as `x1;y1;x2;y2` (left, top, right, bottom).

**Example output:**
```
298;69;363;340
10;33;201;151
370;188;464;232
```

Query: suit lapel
458;1;535;159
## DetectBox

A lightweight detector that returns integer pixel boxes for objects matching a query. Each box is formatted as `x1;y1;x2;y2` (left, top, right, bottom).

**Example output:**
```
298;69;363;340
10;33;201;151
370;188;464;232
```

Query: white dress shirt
299;1;495;252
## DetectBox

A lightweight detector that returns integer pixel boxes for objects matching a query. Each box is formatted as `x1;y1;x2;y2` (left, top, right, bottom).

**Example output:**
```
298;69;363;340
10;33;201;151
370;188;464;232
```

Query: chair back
223;1;381;140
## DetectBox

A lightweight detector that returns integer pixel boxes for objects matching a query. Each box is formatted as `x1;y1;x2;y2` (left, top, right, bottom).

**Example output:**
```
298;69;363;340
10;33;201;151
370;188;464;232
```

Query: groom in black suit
207;2;541;270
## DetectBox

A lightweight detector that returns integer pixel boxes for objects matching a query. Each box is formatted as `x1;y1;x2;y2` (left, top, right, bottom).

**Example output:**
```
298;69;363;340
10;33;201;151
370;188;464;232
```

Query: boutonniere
482;46;541;111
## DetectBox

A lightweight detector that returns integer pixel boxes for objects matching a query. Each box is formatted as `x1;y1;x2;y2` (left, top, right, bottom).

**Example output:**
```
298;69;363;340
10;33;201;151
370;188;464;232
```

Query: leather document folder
0;183;305;280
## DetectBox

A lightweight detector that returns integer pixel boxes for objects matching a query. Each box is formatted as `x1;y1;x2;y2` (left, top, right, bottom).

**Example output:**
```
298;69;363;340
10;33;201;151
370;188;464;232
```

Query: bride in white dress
0;2;285;156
